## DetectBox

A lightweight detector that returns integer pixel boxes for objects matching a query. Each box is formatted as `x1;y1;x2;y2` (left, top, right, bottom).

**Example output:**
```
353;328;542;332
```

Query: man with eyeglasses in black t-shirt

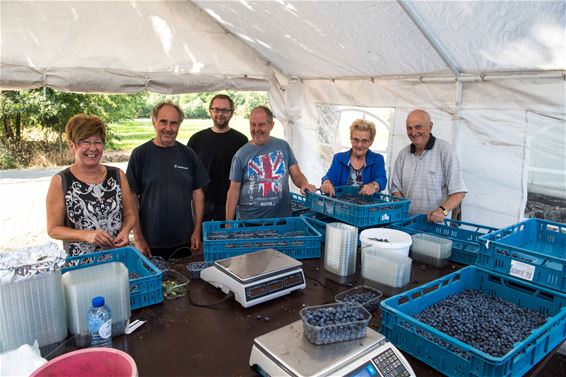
188;94;248;221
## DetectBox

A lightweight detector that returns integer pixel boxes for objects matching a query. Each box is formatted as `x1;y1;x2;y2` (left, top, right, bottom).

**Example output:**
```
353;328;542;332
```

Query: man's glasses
351;138;371;145
210;107;232;114
77;140;104;147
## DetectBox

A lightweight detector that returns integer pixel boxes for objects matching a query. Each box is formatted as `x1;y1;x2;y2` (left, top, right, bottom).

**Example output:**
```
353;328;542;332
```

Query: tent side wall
269;77;566;228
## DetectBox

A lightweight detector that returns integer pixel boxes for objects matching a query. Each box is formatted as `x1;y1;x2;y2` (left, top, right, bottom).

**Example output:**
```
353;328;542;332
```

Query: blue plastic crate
305;186;409;227
63;247;163;310
300;211;336;240
478;218;566;292
389;214;499;265
381;265;566;377
203;217;322;262
290;193;310;216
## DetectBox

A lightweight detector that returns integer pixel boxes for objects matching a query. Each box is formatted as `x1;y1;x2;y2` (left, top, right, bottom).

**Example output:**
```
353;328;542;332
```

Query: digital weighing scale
249;320;415;377
200;249;306;308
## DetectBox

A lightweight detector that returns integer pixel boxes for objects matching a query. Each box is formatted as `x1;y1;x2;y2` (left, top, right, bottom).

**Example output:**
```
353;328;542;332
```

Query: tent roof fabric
1;1;564;91
194;0;565;79
0;0;270;92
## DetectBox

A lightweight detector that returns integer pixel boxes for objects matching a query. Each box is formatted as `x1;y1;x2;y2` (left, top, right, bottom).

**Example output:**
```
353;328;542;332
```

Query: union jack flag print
247;151;286;196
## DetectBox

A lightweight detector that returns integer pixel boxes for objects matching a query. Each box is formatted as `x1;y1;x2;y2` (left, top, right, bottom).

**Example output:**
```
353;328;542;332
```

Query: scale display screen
245;272;304;302
267;280;284;292
249;285;267;298
344;362;377;377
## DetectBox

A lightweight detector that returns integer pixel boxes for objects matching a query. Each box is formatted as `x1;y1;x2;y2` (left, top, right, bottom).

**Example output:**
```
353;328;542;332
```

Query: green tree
0;88;146;142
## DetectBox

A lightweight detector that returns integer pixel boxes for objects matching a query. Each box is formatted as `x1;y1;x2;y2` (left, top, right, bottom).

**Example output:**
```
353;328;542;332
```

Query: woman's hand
321;179;335;197
359;182;379;196
83;229;114;247
113;229;131;248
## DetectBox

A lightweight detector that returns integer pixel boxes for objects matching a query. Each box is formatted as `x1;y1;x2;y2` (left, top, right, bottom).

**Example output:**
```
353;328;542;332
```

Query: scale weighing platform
249;320;415;377
200;249;305;308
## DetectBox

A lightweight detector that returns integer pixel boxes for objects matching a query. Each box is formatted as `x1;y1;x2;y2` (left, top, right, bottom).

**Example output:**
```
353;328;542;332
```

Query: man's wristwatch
438;205;449;216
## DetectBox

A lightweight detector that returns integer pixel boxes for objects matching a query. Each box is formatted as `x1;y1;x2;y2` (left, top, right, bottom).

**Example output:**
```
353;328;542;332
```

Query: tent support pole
397;0;462;77
453;80;463;154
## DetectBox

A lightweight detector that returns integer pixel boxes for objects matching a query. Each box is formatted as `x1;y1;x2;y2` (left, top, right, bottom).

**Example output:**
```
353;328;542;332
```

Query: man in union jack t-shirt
226;106;316;220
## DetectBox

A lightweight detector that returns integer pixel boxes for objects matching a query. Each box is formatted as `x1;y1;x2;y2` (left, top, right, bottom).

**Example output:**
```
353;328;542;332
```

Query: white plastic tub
359;228;412;257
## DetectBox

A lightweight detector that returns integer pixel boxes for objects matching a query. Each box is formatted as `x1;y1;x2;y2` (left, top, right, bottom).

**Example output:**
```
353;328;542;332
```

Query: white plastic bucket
359;228;412;257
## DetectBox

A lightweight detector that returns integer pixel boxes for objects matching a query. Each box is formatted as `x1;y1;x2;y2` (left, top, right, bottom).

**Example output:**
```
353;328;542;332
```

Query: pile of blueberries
208;230;306;240
336;288;383;312
186;261;213;280
128;271;141;292
494;249;537;264
291;200;308;213
301;303;370;345
415;289;548;357
337;194;378;205
149;256;169;272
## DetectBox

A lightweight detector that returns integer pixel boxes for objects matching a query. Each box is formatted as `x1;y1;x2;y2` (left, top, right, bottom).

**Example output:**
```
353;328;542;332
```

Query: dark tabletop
45;252;565;377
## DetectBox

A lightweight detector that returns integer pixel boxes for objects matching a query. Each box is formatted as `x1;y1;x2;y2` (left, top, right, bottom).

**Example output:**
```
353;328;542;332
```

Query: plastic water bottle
88;296;112;347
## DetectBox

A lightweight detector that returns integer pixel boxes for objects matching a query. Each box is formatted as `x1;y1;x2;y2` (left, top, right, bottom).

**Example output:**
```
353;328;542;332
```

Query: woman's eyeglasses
77;140;104;147
351;138;371;145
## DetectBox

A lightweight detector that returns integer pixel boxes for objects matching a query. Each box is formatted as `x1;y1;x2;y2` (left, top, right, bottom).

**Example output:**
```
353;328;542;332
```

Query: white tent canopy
1;0;565;228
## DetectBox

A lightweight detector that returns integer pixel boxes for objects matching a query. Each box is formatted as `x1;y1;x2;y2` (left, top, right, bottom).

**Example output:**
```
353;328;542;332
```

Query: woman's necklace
74;164;106;200
74;164;106;185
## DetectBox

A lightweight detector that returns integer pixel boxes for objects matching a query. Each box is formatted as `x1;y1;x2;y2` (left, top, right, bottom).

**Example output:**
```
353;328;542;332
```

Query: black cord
187;286;234;308
167;246;192;264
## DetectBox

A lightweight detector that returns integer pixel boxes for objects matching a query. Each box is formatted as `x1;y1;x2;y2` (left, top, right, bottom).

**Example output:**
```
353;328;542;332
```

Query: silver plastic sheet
0;242;66;283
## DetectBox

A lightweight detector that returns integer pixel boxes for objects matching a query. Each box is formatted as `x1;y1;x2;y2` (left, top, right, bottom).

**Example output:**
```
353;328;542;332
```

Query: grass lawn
108;118;284;151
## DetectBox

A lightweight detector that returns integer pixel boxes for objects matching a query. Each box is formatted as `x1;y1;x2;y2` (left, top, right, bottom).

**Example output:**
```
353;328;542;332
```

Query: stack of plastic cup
324;222;358;276
0;270;67;352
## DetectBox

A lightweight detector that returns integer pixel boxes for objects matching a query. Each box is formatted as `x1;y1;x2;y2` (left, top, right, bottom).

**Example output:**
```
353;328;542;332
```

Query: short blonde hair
65;114;107;144
350;119;376;141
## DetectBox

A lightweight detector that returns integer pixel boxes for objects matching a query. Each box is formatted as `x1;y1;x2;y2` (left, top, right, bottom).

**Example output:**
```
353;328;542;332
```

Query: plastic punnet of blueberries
300;302;371;345
335;285;383;313
186;261;214;280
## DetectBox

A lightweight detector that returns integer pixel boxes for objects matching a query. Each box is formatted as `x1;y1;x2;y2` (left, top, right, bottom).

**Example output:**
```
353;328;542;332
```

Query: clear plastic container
62;262;130;346
411;233;453;267
162;270;189;300
299;303;370;345
0;270;67;352
362;246;412;288
186;261;213;280
335;285;383;313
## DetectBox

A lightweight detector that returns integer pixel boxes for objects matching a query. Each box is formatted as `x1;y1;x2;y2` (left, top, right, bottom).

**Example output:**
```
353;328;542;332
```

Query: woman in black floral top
46;114;136;256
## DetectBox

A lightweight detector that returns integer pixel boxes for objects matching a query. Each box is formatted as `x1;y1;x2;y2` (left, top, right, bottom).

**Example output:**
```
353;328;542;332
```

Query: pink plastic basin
31;348;137;377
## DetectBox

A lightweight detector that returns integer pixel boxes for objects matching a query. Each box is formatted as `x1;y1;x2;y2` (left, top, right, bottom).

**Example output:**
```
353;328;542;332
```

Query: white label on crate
99;319;112;339
381;214;390;222
509;260;535;281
